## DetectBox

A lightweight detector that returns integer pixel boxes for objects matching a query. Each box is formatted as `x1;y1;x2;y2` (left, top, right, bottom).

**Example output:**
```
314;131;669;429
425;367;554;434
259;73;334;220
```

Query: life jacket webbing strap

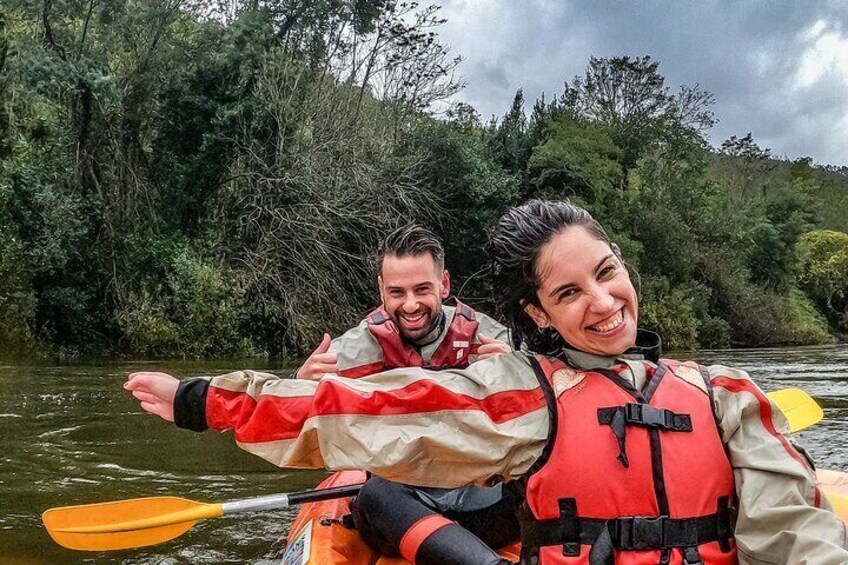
597;403;693;468
598;403;693;431
521;502;735;554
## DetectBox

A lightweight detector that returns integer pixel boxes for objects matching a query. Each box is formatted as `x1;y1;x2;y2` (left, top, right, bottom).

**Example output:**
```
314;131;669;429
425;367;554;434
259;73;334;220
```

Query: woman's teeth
589;309;623;333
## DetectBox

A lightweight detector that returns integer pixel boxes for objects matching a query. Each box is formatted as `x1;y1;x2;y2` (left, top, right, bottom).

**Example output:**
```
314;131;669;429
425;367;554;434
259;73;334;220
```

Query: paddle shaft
222;483;362;514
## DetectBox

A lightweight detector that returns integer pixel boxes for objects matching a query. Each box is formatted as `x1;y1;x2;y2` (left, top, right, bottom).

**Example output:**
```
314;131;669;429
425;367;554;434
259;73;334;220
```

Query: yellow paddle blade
766;388;824;433
42;496;223;551
817;468;848;522
826;491;848;521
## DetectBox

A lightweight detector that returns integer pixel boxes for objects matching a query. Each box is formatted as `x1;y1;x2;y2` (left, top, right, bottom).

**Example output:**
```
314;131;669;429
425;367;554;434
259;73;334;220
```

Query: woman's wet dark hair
487;199;615;354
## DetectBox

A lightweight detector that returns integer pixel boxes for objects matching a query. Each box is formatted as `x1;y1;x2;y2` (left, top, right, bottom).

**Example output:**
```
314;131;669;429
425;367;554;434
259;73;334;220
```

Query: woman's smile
586;307;625;334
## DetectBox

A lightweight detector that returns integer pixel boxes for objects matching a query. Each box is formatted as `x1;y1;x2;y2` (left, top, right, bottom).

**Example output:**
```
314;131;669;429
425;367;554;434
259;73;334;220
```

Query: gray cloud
436;0;848;166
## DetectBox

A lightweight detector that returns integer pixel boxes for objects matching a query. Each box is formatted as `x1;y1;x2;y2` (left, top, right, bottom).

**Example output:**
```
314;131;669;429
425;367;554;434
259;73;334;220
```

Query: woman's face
524;226;639;356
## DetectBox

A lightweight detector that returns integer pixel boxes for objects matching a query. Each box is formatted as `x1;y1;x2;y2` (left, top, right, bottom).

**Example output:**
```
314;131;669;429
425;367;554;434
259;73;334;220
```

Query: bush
114;244;257;358
637;277;725;351
714;273;832;346
796;230;848;330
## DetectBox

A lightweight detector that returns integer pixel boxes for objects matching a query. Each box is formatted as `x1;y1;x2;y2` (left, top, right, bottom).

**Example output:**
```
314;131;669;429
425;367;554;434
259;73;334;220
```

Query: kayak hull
281;471;520;565
283;469;848;564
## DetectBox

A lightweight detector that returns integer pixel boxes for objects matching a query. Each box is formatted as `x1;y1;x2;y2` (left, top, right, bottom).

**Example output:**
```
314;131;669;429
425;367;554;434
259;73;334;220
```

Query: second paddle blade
768;387;824;433
43;496;211;551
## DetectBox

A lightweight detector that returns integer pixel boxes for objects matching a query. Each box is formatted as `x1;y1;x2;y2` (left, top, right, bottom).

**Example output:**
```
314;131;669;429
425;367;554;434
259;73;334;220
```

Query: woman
127;200;848;564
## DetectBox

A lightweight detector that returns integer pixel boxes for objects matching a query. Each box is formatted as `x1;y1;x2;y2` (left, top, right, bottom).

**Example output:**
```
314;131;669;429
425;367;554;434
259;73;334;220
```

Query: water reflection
2;347;846;563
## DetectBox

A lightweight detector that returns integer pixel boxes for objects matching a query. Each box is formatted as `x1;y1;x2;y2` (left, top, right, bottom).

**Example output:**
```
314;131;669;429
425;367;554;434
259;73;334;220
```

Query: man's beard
392;306;438;342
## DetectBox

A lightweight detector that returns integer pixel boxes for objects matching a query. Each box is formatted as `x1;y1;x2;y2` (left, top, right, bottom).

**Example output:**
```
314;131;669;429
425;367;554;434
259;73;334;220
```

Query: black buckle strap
597;403;692;468
608;515;704;550
614;516;668;550
716;495;735;552
522;508;735;554
598;403;692;431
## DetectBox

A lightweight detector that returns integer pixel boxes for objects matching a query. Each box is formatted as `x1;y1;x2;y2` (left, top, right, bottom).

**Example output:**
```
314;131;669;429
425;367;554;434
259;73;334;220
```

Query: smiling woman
125;200;848;564
522;226;638;356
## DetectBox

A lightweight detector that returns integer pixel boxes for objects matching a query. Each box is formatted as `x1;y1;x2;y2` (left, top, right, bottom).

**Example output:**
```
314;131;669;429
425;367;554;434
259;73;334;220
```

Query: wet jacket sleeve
174;353;550;487
708;365;848;564
287;321;383;379
474;312;512;347
330;320;385;378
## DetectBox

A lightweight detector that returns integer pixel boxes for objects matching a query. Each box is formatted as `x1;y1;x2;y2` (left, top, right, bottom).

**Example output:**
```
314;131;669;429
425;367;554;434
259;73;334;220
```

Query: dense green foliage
2;2;847;358
796;230;848;334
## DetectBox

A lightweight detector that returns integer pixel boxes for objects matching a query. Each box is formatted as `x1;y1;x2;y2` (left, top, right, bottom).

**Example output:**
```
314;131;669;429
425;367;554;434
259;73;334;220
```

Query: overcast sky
435;1;848;167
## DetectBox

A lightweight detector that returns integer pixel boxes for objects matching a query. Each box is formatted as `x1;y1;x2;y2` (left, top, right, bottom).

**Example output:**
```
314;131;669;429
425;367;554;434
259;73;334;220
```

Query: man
292;224;518;564
294;224;511;381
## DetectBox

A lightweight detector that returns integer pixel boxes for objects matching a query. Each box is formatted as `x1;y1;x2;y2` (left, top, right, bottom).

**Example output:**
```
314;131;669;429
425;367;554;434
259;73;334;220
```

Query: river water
2;347;847;564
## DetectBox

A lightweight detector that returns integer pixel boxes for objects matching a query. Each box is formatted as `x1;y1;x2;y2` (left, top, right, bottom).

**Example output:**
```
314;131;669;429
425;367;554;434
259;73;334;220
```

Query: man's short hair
375;224;445;275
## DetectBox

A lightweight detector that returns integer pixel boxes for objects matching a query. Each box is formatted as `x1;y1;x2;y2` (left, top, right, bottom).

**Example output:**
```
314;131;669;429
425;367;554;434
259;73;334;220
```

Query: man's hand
296;333;339;380
476;334;511;361
124;372;179;422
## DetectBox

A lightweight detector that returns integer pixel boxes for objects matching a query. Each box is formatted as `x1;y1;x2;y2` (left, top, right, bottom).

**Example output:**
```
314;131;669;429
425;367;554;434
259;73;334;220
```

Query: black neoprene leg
351;476;514;564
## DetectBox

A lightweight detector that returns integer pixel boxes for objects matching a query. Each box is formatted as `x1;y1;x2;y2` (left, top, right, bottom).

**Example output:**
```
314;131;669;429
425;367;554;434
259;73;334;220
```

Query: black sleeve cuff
174;378;210;432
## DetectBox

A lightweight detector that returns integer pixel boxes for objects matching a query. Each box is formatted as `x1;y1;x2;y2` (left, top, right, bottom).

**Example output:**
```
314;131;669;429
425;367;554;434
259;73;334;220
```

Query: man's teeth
590;310;623;333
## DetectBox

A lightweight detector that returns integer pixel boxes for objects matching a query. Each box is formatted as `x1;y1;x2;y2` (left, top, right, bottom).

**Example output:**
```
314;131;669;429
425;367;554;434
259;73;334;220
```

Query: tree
561;56;715;168
713;133;777;201
486;89;532;173
410;120;519;307
527;117;622;202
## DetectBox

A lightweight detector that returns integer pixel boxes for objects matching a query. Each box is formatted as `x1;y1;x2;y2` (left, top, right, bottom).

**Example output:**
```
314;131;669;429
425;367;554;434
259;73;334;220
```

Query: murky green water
2;347;847;564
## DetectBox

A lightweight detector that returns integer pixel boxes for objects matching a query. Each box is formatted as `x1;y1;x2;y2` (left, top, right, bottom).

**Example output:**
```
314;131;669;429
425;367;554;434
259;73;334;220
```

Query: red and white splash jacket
173;341;848;564
328;302;510;378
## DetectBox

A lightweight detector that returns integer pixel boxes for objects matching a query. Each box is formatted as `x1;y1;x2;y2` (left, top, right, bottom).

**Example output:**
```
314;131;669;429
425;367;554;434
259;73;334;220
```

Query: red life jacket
512;356;737;565
364;300;480;371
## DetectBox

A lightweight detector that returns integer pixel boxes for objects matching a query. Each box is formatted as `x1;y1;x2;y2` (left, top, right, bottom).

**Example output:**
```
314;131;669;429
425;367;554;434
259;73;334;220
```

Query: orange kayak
281;471;519;565
282;469;848;564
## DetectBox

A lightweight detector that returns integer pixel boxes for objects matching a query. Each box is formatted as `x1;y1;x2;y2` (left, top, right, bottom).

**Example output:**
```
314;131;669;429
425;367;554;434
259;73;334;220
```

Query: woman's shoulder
660;358;751;378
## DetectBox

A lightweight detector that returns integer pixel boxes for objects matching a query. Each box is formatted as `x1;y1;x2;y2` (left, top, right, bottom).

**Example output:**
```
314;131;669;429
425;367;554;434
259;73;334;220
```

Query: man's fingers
477;333;496;344
311;333;333;356
140;401;174;422
125;371;171;391
310;352;338;364
312;362;339;374
298;361;340;381
131;390;162;404
476;338;511;361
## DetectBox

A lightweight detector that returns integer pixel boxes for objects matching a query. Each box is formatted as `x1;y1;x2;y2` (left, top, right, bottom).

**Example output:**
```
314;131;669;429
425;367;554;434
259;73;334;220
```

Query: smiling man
294;224;511;381
291;224;517;565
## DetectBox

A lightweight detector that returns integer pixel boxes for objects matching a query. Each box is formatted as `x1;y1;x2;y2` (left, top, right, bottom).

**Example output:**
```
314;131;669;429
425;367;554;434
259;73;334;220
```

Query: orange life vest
364;300;480;371
512;356;737;565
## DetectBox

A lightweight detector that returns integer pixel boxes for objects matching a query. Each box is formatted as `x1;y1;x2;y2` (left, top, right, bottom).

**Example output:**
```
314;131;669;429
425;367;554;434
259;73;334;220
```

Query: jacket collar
560;329;662;370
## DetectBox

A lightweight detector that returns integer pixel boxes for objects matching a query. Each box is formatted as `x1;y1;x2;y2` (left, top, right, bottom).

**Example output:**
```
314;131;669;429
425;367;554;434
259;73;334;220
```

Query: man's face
378;253;450;341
